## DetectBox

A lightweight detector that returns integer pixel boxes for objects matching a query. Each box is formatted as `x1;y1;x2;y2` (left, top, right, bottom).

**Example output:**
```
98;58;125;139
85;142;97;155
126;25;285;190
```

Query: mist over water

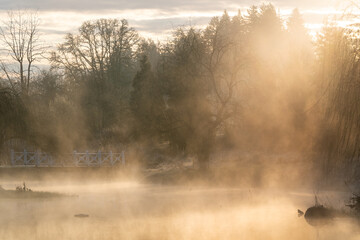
0;176;358;240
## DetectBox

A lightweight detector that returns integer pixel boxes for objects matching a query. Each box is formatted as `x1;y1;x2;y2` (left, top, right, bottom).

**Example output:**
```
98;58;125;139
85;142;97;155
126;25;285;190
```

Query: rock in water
74;214;89;218
298;209;304;217
304;205;334;227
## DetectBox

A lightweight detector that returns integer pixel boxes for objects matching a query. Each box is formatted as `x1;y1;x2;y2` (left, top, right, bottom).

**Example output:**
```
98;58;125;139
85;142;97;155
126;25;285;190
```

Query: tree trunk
27;62;32;93
20;62;25;95
198;152;210;171
197;136;211;171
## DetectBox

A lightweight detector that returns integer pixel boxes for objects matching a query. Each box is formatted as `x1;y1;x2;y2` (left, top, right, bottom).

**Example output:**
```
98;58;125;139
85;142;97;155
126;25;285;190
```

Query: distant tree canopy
0;4;359;175
51;18;139;146
0;87;27;153
129;5;314;168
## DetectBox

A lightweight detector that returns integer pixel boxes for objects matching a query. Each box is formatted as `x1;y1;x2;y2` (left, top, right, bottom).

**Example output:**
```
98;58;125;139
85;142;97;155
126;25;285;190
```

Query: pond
0;181;358;240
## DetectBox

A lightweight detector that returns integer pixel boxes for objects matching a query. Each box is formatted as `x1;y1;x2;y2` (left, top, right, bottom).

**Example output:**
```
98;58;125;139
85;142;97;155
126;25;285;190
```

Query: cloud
130;16;212;33
0;0;345;46
0;0;344;12
0;0;245;12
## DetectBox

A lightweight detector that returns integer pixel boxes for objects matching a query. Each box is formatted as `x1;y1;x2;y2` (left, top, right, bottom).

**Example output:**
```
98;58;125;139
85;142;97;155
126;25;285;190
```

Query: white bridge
10;150;125;167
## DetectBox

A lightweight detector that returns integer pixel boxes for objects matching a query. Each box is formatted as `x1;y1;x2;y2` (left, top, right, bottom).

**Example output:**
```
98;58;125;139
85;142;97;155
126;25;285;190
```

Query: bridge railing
73;151;125;167
10;150;125;167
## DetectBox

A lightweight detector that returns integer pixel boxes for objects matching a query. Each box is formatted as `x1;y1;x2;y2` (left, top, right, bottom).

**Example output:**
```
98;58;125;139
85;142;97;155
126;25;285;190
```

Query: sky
0;0;353;46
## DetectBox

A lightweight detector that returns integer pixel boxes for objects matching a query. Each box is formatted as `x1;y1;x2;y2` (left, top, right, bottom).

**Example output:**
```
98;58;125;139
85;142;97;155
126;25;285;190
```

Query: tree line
0;4;358;175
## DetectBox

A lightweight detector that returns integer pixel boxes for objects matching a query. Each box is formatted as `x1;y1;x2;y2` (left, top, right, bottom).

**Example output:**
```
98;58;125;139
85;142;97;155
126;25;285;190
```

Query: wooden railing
10;150;125;167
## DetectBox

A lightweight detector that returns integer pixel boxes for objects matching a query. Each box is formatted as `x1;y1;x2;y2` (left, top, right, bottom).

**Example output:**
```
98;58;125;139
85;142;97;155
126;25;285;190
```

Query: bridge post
86;150;89;166
10;149;14;165
121;151;125;166
36;151;40;167
98;150;101;166
49;154;54;167
24;149;27;166
73;151;77;166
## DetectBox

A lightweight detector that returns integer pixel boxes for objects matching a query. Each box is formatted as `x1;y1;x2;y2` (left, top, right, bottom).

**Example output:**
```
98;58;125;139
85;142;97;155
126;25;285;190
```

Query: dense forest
0;4;359;180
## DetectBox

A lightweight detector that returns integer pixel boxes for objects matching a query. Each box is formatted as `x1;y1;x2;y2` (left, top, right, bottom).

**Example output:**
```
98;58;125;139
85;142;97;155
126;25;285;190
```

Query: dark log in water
74;214;89;218
304;205;336;227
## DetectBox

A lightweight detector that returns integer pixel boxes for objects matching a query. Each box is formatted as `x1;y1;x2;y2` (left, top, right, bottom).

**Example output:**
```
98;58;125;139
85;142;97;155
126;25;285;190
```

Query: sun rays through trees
0;4;359;178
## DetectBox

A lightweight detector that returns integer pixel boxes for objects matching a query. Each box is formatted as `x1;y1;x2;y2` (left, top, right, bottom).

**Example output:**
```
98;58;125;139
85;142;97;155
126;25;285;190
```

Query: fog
0;164;358;240
0;177;358;240
1;1;360;239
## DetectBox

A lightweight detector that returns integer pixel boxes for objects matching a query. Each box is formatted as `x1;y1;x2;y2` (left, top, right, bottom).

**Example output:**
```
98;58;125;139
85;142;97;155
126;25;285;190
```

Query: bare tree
51;19;139;145
51;19;138;82
0;10;45;95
